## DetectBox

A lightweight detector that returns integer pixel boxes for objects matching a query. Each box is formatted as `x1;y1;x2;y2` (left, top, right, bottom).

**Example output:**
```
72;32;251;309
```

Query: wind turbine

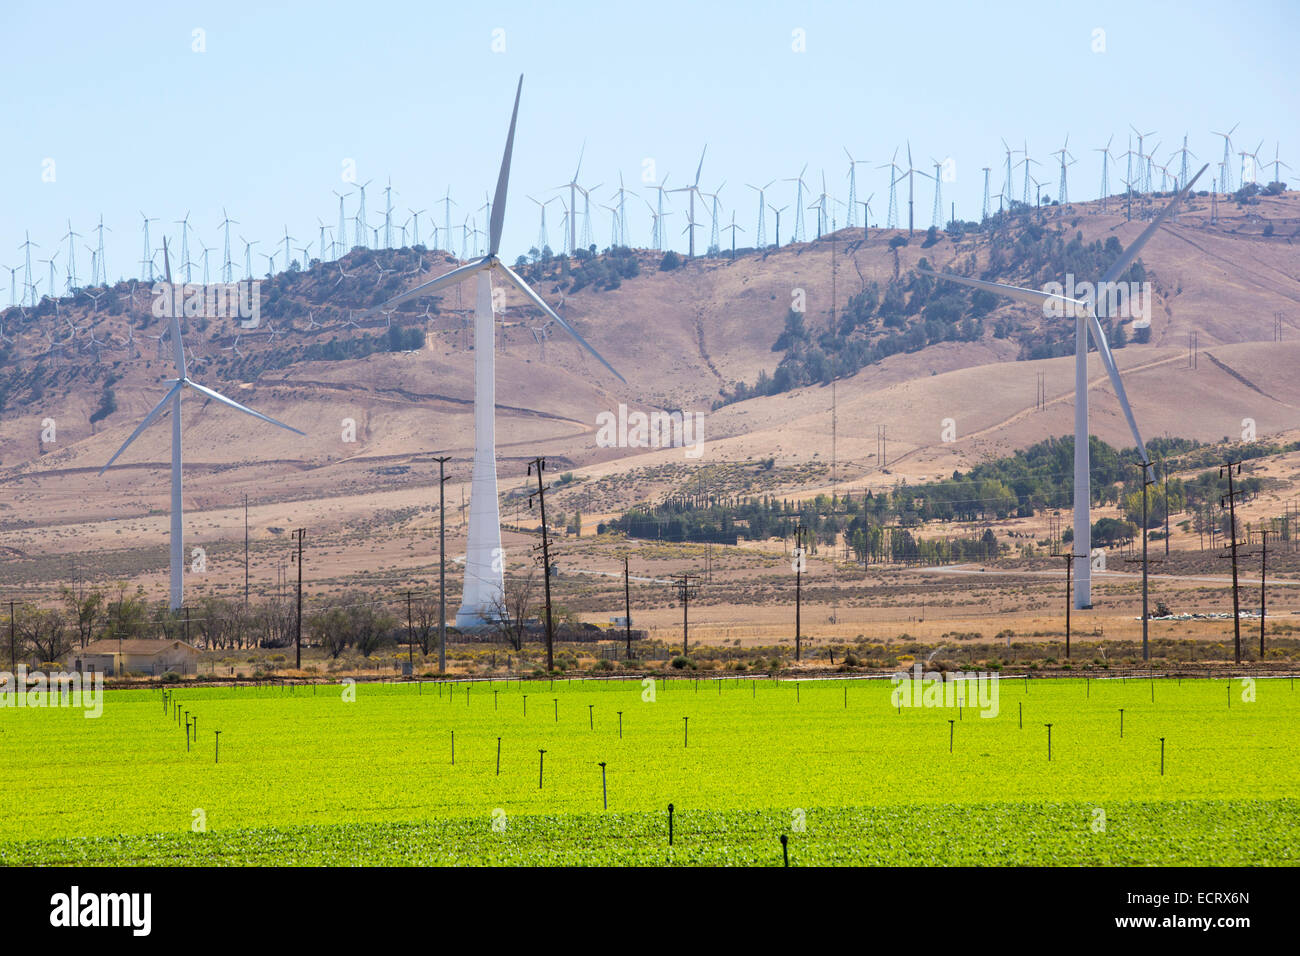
720;212;744;260
100;241;304;611
783;163;809;242
372;75;624;628
1238;139;1263;187
670;146;708;257
528;195;556;252
610;174;637;248
1130;127;1156;192
1000;138;1022;209
555;145;587;255
808;172;829;238
1017;141;1040;206
1265;142;1290;185
1094;136;1114;210
175;212;194;283
701;180;725;252
1053;135;1075;204
920;164;1207;610
747;180;774;249
62;220;82;293
858;195;874;239
768;203;787;247
1211;124;1238;193
220;208;239;282
844;148;868;228
354;179;373;248
645;175;671;251
892;144;928;237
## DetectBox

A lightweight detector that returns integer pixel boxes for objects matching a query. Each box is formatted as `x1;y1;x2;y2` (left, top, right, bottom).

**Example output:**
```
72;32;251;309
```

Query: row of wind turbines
5;127;1288;313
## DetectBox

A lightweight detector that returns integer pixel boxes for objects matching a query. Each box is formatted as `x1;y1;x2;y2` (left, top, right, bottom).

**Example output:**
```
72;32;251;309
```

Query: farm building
72;639;200;677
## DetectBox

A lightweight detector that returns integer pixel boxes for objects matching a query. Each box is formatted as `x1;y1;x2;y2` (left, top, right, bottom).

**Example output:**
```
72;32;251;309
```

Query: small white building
74;639;200;677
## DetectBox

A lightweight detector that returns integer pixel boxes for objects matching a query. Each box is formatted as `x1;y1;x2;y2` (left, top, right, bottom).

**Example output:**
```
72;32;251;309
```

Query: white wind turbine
372;75;624;628
99;240;304;611
920;164;1207;609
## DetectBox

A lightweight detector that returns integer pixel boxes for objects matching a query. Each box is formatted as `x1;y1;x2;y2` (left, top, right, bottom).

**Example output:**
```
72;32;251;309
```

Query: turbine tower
980;167;991;222
844;148;868;228
1053;135;1074;204
62;220;81;292
93;216;110;286
1094;136;1114;211
354;179;373;248
372;76;625;628
928;157;944;228
100;241;304;611
220;208;239;282
921;165;1207;610
784;163;808;242
747;180;774;248
645;176;671;251
878;149;901;229
1000;138;1021;209
139;214;157;281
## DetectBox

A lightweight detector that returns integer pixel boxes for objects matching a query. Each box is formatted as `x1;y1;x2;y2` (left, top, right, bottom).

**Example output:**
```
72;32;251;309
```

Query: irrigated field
2;675;1297;865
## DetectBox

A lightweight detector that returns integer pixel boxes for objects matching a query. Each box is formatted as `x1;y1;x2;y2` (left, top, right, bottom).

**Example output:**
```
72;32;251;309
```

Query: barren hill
1;189;1299;590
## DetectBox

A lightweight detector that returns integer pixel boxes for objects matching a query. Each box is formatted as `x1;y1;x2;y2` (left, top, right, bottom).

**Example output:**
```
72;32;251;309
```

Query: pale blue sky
3;0;1295;290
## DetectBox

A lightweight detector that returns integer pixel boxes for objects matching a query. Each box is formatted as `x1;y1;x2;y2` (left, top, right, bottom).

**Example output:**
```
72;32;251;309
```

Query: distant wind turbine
99;240;304;611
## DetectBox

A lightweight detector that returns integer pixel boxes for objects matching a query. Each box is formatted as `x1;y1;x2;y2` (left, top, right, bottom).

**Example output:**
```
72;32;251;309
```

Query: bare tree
60;582;103;649
20;608;71;663
412;596;439;656
491;567;537;651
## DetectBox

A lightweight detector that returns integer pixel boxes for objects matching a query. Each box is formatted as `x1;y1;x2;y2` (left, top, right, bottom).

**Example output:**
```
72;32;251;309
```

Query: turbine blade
1086;313;1152;478
1100;164;1207;285
488;75;523;258
99;382;183;474
916;267;1086;312
496;264;625;383
378;258;492;309
183;379;306;436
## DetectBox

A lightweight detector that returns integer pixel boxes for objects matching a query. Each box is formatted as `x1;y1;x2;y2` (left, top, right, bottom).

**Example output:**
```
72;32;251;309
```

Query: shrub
670;655;691;670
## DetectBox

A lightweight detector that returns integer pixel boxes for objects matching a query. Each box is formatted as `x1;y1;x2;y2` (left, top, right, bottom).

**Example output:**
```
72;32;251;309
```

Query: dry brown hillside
1;189;1298;605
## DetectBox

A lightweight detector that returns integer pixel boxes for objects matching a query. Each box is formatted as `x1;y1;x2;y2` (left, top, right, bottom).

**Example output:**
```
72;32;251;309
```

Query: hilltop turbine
373;76;625;628
100;241;304;611
920;164;1207;610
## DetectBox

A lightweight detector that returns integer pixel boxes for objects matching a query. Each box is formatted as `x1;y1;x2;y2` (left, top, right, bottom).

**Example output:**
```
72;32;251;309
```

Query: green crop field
2;675;1298;865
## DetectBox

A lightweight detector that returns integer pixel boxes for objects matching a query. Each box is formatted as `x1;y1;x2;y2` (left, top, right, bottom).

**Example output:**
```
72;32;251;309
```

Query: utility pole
1251;528;1274;660
1125;460;1154;662
1053;547;1086;659
623;555;633;660
528;456;555;672
292;528;305;669
671;573;701;656
406;590;414;668
1220;461;1244;664
433;456;451;673
243;493;250;607
7;601;14;672
794;524;807;661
